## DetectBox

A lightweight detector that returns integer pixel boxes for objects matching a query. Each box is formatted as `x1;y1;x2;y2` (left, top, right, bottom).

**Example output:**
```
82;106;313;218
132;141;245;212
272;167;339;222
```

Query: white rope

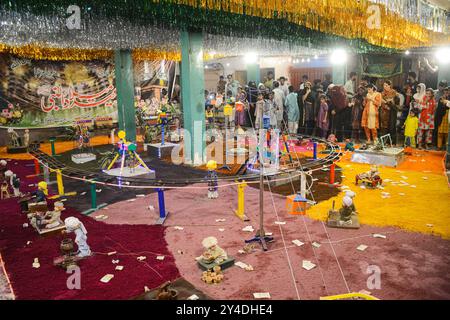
265;175;301;300
320;221;351;293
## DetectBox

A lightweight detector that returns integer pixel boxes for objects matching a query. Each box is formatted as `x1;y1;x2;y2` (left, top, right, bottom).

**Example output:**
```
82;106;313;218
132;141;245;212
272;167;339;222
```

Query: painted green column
114;49;136;142
181;31;206;165
332;63;347;85
247;63;260;84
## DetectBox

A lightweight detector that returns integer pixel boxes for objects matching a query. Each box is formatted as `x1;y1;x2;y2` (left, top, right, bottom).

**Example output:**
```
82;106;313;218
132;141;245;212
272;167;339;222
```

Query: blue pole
157;188;166;220
161;124;165;146
313;142;318;160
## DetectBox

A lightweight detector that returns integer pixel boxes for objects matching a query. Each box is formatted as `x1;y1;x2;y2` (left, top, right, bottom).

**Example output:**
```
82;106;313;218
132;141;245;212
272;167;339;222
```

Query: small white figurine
196;236;227;264
7;128;20;147
41;201;65;229
64;217;91;258
12;173;21;197
23;129;30;147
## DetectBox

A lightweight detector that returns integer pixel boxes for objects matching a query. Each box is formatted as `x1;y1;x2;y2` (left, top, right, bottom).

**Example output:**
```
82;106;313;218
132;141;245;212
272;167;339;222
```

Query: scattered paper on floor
312;242;321;248
302;260;316;270
357;244;368;251
137;256;147;261
218;228;225;232
292;239;304;247
275;221;286;225
253;292;271;299
187;294;199;300
242;226;254;232
215;218;226;222
156;256;165;260
373;234;386;239
112;259;119;264
100;274;114;283
107;251;117;256
174;226;184;230
115;266;124;271
235;261;249;269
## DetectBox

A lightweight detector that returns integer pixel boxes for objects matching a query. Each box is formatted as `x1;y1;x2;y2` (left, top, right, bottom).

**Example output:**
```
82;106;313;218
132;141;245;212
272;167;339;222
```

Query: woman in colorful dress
380;80;400;142
417;88;436;149
361;84;382;144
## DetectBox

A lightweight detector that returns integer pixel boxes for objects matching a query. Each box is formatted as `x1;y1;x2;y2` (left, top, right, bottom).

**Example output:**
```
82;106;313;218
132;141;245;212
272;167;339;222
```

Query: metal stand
245;119;274;251
156;188;169;225
219;115;232;171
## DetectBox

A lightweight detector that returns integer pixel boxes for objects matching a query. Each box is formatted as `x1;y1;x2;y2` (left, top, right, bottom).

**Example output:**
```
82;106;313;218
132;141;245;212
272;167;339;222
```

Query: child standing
285;85;299;134
317;95;329;138
417;88;436;149
266;92;278;129
255;93;265;129
403;109;419;148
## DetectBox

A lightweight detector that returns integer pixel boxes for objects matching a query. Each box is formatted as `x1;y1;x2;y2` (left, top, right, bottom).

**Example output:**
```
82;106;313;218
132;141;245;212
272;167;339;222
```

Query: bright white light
314;55;318;59
330;49;347;65
226;63;230;67
205;65;209;69
435;47;450;64
405;50;410;55
301;58;305;63
244;52;258;64
307;58;311;62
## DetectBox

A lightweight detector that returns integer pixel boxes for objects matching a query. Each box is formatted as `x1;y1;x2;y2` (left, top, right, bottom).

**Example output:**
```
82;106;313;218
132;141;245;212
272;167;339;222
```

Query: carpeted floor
101;185;450;300
0;159;179;300
308;149;450;238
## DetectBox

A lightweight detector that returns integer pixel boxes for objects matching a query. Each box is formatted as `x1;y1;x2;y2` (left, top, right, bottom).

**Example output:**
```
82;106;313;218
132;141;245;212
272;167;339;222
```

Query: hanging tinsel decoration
0;0;448;62
2;0;447;51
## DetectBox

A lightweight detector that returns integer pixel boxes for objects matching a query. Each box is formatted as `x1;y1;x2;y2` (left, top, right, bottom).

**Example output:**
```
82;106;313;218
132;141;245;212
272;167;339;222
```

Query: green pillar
181;31;206;165
114;50;136;142
332;63;347;85
247;63;260;84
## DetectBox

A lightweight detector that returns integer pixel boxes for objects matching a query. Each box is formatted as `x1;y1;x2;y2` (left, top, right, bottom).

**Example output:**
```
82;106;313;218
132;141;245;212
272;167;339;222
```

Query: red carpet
0;159;180;299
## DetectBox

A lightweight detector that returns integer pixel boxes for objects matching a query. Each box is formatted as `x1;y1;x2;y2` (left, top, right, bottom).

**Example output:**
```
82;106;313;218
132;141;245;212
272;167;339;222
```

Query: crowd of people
209;70;450;151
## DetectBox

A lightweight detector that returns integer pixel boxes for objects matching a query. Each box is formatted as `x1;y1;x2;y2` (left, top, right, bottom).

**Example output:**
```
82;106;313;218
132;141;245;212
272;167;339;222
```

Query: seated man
196;236;227;265
339;196;355;225
40;201;65;229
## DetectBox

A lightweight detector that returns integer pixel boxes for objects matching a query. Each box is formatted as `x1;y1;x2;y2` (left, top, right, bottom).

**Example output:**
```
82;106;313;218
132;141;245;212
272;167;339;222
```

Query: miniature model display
23;129;30;147
63;217;91;258
7;128;20;147
102;130;154;177
344;139;355;151
28;201;65;232
326;192;360;229
196;236;234;271
206;160;218;199
355;165;382;187
71;125;97;164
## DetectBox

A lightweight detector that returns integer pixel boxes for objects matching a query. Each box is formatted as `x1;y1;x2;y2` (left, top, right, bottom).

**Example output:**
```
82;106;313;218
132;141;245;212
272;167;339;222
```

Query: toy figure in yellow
206;160;218;199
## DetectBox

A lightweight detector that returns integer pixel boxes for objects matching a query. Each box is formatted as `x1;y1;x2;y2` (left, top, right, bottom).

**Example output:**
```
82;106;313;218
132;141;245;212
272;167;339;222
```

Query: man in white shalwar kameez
64;217;91;257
